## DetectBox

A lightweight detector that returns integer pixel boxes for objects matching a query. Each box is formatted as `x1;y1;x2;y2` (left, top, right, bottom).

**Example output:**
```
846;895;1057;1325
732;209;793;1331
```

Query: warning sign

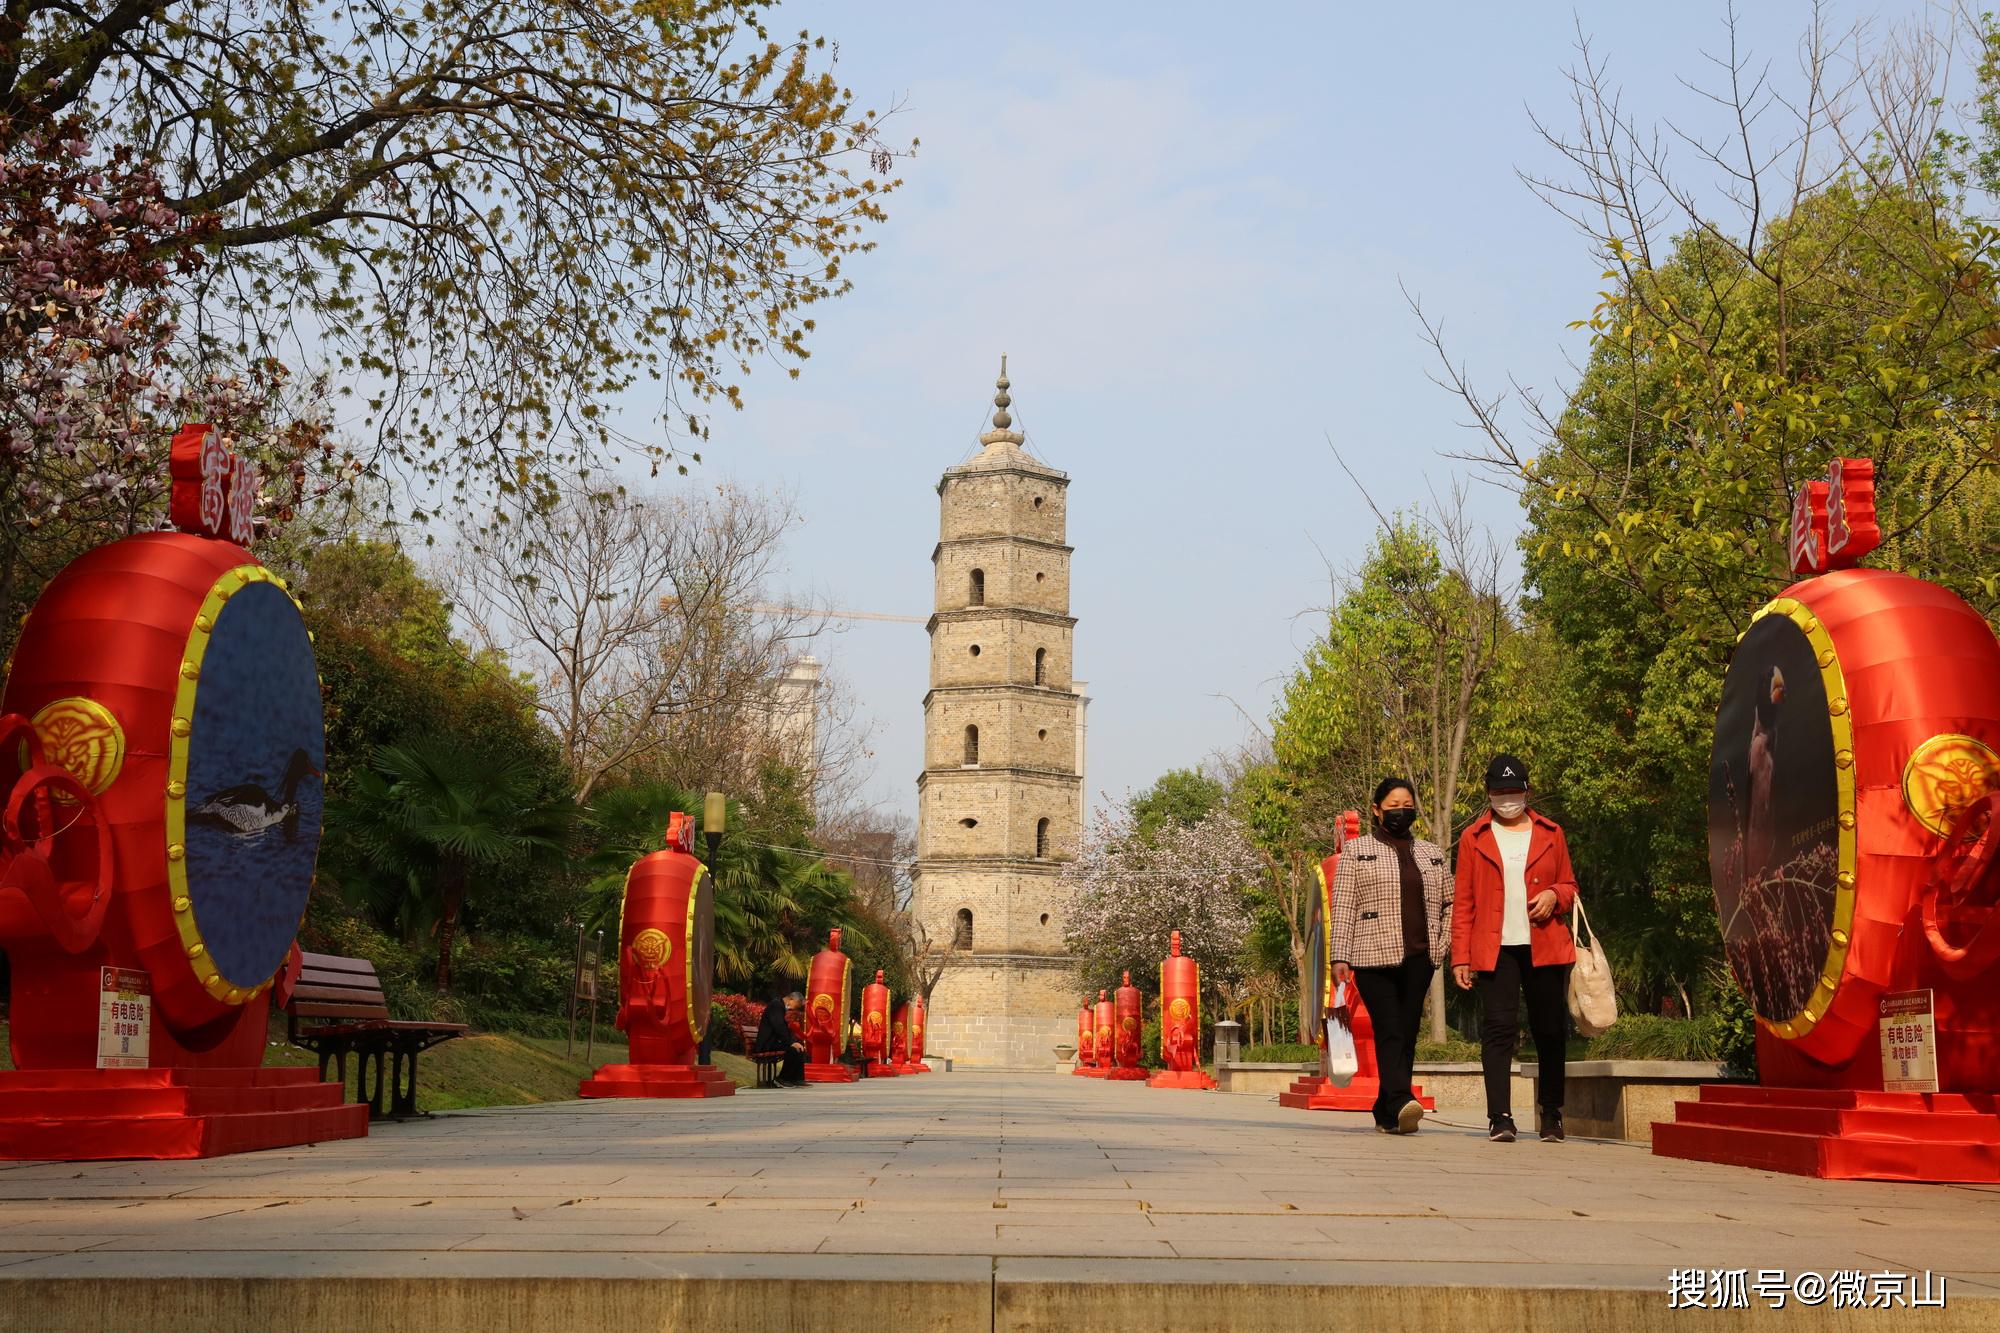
1879;989;1938;1094
97;967;151;1070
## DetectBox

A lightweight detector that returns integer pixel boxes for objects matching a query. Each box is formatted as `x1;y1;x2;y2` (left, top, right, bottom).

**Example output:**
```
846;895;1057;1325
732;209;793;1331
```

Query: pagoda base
1278;1074;1435;1113
1652;1085;2000;1182
0;1066;366;1161
804;1062;856;1084
577;1063;736;1099
1102;1067;1149;1081
1146;1069;1217;1090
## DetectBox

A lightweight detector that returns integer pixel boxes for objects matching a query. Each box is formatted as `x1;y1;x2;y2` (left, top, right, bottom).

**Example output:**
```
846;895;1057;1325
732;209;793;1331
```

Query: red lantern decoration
907;994;931;1072
1281;811;1435;1115
1092;990;1115;1072
579;812;732;1099
1656;459;2000;1180
1148;931;1215;1090
860;969;899;1076
1103;971;1148;1080
0;432;364;1158
887;1000;922;1073
1073;1005;1101;1076
803;928;856;1083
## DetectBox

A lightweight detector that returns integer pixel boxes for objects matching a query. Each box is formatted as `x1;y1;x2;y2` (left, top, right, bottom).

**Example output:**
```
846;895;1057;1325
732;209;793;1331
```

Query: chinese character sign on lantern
1654;457;2000;1182
578;811;732;1099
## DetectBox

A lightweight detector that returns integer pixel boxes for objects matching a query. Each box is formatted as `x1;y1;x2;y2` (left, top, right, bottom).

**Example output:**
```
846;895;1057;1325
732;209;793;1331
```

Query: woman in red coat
1450;754;1578;1143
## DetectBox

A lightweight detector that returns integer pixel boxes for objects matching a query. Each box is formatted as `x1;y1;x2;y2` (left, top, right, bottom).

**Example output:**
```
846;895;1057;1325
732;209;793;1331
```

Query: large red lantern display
1148;930;1215;1090
860;969;899;1075
1282;811;1435;1115
0;426;363;1158
1092;990;1115;1073
803;928;856;1083
578;812;732;1099
1656;459;2000;1180
1104;971;1148;1080
886;1000;923;1074
1073;1005;1100;1076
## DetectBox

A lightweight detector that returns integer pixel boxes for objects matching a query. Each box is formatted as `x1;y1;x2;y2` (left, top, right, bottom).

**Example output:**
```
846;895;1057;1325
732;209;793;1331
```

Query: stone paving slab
1;1072;1998;1329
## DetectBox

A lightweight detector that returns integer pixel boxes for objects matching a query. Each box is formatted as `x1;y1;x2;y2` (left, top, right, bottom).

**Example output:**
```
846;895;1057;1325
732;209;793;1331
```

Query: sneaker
1539;1108;1565;1142
1488;1115;1517;1143
1395;1099;1425;1135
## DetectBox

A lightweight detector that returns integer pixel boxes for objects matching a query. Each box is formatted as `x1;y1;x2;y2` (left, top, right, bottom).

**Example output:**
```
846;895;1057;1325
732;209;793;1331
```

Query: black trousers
1353;951;1435;1127
1477;943;1572;1119
779;1048;806;1084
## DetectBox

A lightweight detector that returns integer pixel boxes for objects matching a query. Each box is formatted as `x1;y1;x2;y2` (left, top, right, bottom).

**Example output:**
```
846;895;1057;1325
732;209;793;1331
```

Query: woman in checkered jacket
1329;776;1453;1135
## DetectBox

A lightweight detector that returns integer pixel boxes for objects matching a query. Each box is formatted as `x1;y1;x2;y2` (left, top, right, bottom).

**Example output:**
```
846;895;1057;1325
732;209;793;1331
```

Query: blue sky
656;1;1940;822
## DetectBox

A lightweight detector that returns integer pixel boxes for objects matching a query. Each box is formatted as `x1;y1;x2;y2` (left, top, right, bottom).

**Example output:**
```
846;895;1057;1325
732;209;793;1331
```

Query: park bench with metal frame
742;1024;785;1088
282;951;468;1119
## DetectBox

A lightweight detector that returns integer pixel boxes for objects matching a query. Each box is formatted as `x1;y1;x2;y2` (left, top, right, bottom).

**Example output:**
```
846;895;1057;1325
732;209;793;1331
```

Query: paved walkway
1;1071;1995;1329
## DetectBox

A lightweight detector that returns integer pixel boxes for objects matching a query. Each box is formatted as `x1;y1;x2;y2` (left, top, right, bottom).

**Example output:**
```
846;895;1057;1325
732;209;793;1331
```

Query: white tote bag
1567;897;1618;1037
1324;981;1359;1086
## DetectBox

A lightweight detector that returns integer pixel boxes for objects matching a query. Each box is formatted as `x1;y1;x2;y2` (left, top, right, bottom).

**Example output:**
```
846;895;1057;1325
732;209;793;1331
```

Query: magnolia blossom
1059;802;1259;994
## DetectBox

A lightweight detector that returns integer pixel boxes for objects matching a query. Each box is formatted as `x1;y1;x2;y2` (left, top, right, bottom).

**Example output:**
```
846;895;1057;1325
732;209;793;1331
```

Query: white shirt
1493;819;1533;947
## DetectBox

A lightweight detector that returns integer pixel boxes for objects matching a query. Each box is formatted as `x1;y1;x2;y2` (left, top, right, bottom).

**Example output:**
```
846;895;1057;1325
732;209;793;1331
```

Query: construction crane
751;603;926;624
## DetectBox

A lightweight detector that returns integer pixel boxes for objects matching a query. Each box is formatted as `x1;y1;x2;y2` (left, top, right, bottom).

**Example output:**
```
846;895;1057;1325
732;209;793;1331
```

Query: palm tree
333;736;573;990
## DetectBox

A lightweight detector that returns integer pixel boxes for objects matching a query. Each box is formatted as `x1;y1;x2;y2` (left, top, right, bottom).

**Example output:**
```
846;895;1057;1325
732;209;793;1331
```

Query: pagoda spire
979;355;1025;448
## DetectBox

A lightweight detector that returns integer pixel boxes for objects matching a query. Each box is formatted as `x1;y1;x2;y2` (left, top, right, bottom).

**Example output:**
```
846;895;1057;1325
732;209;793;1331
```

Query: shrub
1242;1043;1318;1063
1714;982;1759;1078
708;993;764;1052
1415;1037;1481;1063
1583;1014;1724;1062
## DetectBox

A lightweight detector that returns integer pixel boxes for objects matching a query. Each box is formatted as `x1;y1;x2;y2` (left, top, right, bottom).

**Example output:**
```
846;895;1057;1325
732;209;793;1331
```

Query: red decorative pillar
1148;931;1216;1090
861;969;899;1076
906;995;931;1072
803;928;857;1083
579;812;732;1099
1074;1005;1101;1076
1104;971;1148;1080
1092;990;1116;1073
1280;811;1433;1115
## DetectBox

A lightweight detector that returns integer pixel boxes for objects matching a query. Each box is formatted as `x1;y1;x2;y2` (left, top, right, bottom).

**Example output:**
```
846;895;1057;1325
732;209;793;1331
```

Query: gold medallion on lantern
1121;1016;1139;1035
1168;998;1192;1023
630;927;671;974
812;993;835;1020
1902;734;2000;837
30;697;125;799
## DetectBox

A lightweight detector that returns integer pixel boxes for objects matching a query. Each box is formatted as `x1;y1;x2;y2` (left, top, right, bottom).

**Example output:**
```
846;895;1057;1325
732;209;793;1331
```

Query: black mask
1377;808;1417;838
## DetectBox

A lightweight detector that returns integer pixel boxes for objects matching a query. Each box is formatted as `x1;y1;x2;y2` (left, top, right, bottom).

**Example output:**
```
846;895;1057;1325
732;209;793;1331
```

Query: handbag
1324;982;1359;1086
1567;896;1618;1037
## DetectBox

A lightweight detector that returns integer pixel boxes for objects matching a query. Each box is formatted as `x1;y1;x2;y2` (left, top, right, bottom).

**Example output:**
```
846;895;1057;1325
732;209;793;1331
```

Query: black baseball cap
1484;754;1529;791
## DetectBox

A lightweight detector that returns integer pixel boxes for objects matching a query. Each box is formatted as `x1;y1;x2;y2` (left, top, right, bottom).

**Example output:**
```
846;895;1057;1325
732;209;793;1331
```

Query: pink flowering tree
1058;801;1259;1003
0;114;331;640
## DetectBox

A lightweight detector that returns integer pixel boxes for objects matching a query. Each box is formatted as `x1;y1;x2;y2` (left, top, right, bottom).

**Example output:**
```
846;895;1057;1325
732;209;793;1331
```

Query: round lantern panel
173;575;325;994
1708;604;1851;1029
686;864;715;1042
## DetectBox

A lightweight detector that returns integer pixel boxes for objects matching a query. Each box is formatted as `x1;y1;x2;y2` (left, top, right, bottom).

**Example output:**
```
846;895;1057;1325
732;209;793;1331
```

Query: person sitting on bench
755;992;808;1087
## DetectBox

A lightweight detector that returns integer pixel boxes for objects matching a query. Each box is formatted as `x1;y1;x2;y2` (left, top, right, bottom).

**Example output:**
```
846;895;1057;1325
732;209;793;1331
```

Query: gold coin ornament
1168;997;1192;1023
1902;734;2000;838
30;697;125;798
630;927;671;971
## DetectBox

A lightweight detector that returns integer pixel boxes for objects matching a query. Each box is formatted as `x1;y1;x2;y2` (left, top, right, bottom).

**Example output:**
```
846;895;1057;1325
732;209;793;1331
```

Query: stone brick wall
925;956;1079;1068
933;538;1070;616
930;616;1073;691
938;470;1067;546
917;770;1078;862
922;688;1077;772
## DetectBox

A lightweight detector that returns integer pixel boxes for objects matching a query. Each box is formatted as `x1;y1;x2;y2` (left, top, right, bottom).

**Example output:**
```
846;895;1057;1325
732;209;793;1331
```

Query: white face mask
1490;795;1528;820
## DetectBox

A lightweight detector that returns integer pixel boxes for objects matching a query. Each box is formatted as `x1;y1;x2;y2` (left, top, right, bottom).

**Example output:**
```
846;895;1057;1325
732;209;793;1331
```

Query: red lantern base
1102;1067;1149;1081
0;1067;366;1161
1652;1085;2000;1182
577;1063;737;1099
1146;1069;1217;1090
1073;1064;1106;1077
902;1061;932;1074
1278;1074;1436;1113
804;1062;856;1084
862;1060;901;1077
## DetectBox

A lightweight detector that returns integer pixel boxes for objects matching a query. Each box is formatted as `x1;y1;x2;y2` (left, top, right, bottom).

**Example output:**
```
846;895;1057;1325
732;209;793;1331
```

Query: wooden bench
742;1024;784;1088
280;951;468;1120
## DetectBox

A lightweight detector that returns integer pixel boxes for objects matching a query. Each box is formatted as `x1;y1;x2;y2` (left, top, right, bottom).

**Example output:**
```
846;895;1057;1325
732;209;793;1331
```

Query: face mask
1490;795;1528;820
1378;808;1417;837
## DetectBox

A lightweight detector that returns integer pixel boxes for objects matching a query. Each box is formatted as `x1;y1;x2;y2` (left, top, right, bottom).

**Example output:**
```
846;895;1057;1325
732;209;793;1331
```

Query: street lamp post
703;791;726;862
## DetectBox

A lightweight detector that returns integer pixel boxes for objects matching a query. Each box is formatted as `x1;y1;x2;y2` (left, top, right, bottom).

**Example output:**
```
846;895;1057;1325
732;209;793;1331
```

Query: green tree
332;736;574;990
3;0;904;510
1130;768;1226;842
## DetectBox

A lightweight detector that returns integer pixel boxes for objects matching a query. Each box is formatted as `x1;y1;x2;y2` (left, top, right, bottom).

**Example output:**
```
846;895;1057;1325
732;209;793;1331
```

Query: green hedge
1582;1014;1725;1062
1242;1042;1318;1063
